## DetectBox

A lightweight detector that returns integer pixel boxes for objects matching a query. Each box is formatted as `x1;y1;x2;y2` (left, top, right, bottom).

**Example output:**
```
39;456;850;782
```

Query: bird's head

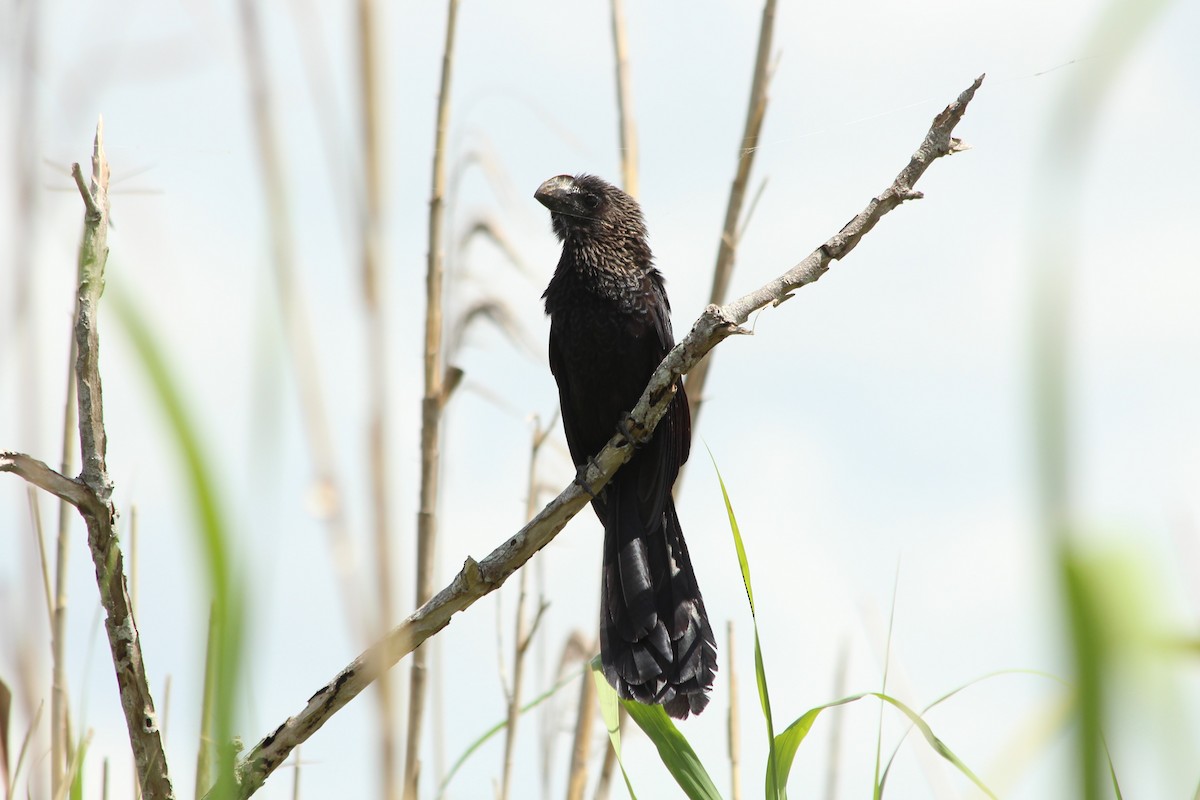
534;173;646;244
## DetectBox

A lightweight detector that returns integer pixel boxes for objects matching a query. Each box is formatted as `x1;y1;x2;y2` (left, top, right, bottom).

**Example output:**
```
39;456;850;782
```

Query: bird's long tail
598;476;718;719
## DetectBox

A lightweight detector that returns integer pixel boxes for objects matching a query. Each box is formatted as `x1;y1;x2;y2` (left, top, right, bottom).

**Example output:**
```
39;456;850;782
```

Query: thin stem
52;318;79;795
405;2;460;798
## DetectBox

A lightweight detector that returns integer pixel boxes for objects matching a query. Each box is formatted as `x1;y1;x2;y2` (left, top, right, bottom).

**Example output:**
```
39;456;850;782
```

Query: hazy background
2;0;1198;797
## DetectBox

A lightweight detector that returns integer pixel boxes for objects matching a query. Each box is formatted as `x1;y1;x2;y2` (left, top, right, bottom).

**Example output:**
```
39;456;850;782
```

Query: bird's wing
631;271;691;526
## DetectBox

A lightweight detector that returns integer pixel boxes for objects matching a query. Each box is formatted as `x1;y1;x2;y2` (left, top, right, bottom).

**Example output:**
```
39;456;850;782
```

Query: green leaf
591;658;638;800
879;670;1066;792
774;693;869;788
620;699;722;800
870;692;996;799
109;283;243;793
68;731;90;800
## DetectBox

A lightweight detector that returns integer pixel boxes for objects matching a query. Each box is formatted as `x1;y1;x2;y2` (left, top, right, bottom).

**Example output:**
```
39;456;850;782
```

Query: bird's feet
616;418;642;450
574;459;600;499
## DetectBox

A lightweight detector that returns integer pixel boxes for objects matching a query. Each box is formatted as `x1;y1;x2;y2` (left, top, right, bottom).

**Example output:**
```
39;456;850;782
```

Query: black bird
536;173;717;718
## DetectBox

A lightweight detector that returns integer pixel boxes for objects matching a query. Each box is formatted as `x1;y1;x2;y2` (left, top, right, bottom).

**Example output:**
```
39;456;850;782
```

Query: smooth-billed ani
535;173;717;719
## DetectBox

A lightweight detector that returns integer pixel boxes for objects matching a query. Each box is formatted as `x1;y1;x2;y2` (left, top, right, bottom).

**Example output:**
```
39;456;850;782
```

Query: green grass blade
879;670;1066;792
774;693;870;788
620;699;722;800
707;449;778;798
873;565;901;800
591;658;639;800
771;691;997;798
436;668;584;800
870;692;996;798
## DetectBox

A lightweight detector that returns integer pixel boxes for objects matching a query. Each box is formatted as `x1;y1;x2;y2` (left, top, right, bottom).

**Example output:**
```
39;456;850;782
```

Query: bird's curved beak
534;174;579;215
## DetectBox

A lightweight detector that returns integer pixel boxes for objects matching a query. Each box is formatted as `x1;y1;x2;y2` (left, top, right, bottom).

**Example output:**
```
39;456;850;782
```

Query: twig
1;454;96;512
684;0;778;434
405;1;460;798
221;74;983;799
609;0;638;196
5;119;179;799
75;118;174;799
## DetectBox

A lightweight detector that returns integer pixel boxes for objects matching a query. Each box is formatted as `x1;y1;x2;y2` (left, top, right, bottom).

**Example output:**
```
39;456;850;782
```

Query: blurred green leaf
109;282;243;795
68;732;88;800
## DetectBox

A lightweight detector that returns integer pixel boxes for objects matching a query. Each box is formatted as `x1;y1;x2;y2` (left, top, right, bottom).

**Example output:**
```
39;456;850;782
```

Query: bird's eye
582;193;601;210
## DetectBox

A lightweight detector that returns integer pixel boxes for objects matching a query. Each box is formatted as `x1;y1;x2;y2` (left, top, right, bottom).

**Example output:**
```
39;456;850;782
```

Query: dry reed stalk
405;2;461;798
684;0;778;432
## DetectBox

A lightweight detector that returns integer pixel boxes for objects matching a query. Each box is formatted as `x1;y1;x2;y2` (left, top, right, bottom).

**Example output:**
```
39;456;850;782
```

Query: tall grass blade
771;692;997;798
708;450;779;798
872;566;900;800
591;659;638;800
879;669;1065;790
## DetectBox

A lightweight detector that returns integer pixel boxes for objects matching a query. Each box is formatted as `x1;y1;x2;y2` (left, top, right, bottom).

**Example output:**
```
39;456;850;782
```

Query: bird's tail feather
599;476;717;719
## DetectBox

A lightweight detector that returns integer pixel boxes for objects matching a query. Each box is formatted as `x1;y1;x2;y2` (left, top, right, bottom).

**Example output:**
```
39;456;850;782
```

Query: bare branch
224;74;984;799
1;453;97;514
73;119;175;799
